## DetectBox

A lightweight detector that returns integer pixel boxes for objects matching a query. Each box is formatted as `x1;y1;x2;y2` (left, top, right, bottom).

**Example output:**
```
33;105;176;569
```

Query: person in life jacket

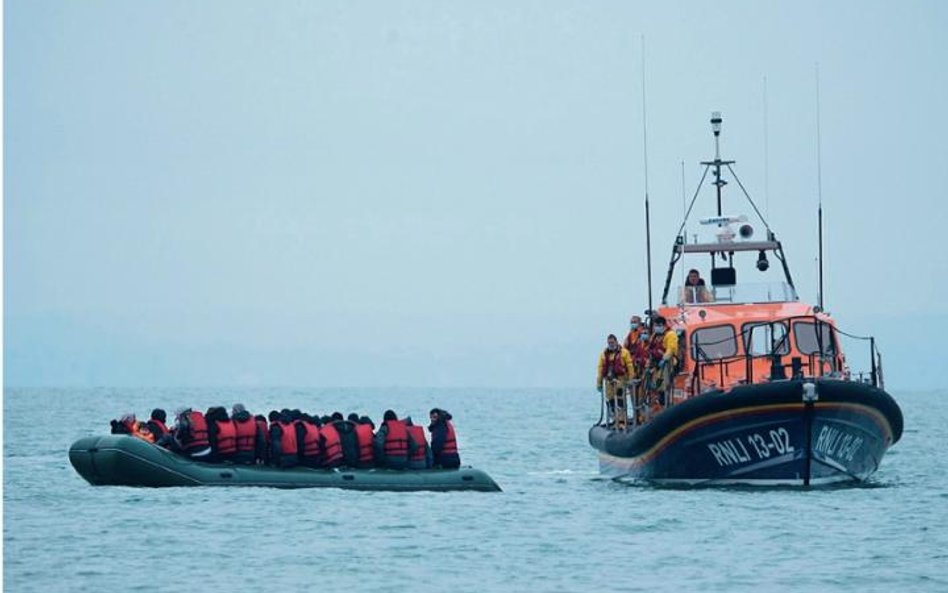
351;414;375;469
332;417;361;468
596;334;636;428
205;406;236;463
254;414;270;465
110;413;156;443
230;404;259;465
405;418;432;470
373;410;409;470
146;408;172;448
268;409;298;468
428;408;460;469
295;413;322;468
173;408;211;460
317;415;345;468
623;315;644;353
650;316;680;407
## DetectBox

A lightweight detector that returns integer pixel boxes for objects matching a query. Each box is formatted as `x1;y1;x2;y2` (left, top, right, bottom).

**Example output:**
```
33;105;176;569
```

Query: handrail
682;314;881;389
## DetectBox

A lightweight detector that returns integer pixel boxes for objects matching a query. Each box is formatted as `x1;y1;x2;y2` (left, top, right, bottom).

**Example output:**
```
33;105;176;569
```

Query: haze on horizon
5;1;947;389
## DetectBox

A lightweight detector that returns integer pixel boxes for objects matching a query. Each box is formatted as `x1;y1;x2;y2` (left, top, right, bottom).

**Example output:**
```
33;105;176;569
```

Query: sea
4;387;946;592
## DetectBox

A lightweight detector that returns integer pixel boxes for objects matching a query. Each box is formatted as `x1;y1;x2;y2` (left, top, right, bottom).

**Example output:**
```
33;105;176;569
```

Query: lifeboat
69;435;501;492
588;113;903;486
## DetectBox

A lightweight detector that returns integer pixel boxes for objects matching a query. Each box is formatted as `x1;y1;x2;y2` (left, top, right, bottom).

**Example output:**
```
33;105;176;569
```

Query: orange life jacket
213;419;237;456
132;422;155;443
233;417;257;453
276;420;297;459
384;419;409;462
320;423;343;467
355;423;374;465
443;421;458;456
184;411;210;452
148;419;170;437
299;422;321;459
407;425;428;462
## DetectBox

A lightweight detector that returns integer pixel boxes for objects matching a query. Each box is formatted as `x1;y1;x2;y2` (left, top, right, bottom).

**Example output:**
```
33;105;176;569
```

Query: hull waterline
588;379;902;486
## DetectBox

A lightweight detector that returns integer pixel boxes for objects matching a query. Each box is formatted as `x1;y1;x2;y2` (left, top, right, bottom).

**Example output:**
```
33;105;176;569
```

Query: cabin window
691;325;738;361
742;322;790;357
793;321;836;356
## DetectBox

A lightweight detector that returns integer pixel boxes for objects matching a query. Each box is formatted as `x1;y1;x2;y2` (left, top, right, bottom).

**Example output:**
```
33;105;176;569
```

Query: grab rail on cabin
687;314;883;393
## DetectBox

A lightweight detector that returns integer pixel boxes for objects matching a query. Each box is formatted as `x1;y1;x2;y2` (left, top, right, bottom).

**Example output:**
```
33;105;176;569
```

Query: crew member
652;316;680;406
428;408;460;469
682;269;713;303
596;334;635;428
623;315;644;353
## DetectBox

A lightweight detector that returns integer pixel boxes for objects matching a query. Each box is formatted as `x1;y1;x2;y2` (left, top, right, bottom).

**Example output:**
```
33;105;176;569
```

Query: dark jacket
429;412;461;469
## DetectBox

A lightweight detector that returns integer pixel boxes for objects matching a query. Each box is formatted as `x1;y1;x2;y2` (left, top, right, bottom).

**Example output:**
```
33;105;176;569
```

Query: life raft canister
355;423;374;465
320;423;344;467
383;419;409;462
407;425;428;463
214;419;237;456
233;417;257;453
184;411;210;452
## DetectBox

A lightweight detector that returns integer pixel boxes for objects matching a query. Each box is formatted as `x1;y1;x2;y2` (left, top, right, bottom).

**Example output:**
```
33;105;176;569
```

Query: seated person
681;269;713;303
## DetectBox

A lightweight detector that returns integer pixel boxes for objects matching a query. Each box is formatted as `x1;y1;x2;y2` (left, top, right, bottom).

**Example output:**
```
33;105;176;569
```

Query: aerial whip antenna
641;34;654;316
816;64;825;310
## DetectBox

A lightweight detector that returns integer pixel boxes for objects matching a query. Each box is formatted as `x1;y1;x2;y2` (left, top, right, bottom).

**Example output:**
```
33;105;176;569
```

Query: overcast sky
5;1;947;389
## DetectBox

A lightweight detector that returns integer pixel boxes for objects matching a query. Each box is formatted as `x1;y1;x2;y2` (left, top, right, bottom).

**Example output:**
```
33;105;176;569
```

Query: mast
701;112;735;216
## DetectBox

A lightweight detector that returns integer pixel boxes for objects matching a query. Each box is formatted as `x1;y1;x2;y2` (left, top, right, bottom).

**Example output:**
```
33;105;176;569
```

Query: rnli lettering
706;428;796;467
813;426;863;463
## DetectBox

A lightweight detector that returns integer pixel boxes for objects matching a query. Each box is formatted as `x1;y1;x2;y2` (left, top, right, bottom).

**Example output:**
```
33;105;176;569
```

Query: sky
4;1;947;389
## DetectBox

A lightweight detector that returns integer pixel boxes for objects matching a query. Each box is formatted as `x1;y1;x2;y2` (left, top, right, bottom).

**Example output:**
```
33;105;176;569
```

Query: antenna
763;76;770;219
680;159;687;288
641;34;653;315
816;64;825;310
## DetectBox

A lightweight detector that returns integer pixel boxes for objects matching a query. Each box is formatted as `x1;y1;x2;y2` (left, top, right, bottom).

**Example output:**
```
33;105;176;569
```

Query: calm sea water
4;387;946;592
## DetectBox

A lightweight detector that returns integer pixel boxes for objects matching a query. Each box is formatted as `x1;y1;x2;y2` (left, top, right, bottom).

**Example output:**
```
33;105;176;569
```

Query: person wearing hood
295;413;322;468
230;404;259;465
428;408;460;469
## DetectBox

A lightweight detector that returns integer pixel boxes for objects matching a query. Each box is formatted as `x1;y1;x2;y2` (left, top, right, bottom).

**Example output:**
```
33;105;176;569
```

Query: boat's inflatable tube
69;435;501;492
